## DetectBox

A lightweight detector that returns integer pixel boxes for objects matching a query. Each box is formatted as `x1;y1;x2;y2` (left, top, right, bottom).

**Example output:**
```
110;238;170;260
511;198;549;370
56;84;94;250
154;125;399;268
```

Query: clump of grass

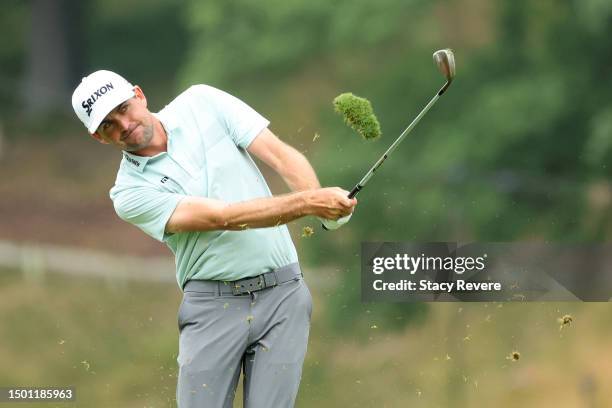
302;226;314;237
333;93;381;140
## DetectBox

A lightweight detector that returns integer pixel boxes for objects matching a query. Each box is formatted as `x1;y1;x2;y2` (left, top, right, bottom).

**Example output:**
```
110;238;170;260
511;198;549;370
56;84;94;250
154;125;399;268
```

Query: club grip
322;187;360;230
348;185;361;199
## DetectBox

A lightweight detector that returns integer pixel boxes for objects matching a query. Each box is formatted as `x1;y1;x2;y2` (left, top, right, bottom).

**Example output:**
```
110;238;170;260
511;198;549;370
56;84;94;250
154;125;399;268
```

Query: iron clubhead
433;49;455;82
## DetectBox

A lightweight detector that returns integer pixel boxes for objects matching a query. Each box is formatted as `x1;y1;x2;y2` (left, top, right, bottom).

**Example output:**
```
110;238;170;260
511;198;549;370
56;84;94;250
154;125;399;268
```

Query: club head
433;49;455;82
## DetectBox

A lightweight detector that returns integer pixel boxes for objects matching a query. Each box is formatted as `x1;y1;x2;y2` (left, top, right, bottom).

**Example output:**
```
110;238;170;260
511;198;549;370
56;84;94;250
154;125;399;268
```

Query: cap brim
87;88;136;133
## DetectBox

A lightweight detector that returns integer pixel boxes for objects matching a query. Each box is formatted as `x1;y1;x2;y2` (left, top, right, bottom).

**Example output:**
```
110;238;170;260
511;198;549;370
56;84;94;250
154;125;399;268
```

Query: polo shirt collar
122;151;152;172
155;110;179;156
121;111;177;173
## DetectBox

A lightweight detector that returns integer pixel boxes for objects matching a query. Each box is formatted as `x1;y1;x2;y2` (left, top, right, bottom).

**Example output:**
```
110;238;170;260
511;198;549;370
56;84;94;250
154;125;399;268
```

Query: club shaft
348;81;448;199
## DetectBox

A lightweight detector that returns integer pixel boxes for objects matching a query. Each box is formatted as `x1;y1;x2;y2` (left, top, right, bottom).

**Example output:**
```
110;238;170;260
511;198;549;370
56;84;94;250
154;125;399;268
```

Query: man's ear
133;85;147;108
90;132;110;144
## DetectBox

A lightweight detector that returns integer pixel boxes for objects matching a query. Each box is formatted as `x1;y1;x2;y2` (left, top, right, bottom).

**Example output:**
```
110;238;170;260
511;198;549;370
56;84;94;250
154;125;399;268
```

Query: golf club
348;49;455;199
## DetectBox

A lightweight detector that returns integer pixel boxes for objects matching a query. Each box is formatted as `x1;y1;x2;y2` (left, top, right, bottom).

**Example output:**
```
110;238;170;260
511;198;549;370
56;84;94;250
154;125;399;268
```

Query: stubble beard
123;121;154;152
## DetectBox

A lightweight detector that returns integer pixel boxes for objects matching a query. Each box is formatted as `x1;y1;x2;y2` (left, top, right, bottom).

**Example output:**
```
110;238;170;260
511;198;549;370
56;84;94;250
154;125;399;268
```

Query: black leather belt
183;263;302;295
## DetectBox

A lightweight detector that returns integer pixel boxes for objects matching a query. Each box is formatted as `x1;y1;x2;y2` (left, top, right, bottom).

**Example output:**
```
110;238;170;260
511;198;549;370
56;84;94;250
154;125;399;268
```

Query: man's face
92;86;155;153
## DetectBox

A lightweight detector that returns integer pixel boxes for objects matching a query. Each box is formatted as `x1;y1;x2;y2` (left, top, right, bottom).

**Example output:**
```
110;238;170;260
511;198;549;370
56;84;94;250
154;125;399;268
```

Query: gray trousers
176;264;312;407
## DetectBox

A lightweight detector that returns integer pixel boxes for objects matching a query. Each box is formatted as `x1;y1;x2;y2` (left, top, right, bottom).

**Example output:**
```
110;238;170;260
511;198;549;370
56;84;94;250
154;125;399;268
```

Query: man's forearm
166;187;354;233
277;146;321;192
168;192;311;233
220;191;310;230
246;128;321;191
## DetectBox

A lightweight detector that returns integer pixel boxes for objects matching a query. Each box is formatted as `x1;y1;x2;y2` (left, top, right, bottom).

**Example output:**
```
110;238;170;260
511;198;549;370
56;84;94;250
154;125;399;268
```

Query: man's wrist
296;190;313;216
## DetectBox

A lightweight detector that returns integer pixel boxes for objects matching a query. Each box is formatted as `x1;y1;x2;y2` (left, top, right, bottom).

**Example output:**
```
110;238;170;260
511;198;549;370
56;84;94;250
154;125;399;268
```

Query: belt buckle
231;275;265;295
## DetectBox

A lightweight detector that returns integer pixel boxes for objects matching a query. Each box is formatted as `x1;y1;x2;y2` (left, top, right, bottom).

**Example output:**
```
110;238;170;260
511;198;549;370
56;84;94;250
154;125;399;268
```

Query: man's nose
117;116;130;131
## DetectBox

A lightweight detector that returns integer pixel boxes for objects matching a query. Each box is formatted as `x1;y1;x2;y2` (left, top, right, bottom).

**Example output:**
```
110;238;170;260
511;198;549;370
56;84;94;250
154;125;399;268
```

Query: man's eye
120;104;128;113
102;122;112;130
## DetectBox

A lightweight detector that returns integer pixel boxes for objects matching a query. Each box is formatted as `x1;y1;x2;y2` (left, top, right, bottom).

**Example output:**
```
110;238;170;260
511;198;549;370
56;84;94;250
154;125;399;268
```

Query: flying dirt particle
302;226;314;237
81;360;90;371
356;380;362;384
223;303;229;309
370;325;378;329
312;133;320;142
558;314;573;329
463;335;472;341
202;384;207;388
506;351;520;362
58;339;65;345
445;354;452;361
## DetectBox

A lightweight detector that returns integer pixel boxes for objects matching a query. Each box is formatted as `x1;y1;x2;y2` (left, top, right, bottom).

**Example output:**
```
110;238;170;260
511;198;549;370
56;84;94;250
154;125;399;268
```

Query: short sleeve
193;85;270;149
110;186;185;242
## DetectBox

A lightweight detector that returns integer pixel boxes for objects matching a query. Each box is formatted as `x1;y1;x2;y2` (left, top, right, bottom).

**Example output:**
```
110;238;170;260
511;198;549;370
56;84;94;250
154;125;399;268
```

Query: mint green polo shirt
109;85;299;288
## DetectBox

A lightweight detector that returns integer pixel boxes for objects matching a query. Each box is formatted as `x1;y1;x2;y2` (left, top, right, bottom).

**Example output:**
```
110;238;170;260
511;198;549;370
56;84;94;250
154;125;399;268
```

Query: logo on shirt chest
160;176;170;184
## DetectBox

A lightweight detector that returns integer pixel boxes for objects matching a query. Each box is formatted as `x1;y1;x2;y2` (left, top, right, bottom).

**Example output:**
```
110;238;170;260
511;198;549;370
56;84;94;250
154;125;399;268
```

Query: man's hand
304;187;357;220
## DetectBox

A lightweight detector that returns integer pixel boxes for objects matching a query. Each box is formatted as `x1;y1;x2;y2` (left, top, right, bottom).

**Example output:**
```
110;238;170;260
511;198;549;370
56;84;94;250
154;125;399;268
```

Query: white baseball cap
71;70;135;133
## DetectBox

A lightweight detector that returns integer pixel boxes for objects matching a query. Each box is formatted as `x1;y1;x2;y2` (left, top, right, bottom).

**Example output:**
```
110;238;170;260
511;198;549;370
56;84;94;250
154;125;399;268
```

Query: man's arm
165;127;357;233
247;128;320;191
165;187;355;233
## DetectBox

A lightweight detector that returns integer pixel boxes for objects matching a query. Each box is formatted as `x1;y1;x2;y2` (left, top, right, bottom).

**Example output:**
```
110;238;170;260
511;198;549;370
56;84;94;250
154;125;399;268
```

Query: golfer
71;70;357;407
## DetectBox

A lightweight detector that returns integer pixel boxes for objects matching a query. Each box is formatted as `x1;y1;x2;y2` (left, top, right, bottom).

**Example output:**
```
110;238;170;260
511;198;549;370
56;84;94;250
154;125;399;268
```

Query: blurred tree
0;1;27;117
23;0;77;117
180;0;425;88
1;0;189;125
85;0;190;109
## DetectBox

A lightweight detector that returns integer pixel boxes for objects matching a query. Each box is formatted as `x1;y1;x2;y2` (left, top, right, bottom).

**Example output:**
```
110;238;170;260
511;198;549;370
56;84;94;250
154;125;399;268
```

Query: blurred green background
1;0;611;406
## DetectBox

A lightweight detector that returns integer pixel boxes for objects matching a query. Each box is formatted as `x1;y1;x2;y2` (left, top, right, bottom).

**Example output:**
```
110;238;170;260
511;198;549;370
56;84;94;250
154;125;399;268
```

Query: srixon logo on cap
81;82;114;117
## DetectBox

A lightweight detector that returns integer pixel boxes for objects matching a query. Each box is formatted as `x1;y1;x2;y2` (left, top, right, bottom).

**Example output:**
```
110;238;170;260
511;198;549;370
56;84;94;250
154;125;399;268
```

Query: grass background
1;268;610;407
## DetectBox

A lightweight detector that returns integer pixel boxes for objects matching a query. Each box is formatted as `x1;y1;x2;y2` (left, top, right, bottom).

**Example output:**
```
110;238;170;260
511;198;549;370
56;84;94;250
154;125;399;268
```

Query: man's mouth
121;124;139;141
